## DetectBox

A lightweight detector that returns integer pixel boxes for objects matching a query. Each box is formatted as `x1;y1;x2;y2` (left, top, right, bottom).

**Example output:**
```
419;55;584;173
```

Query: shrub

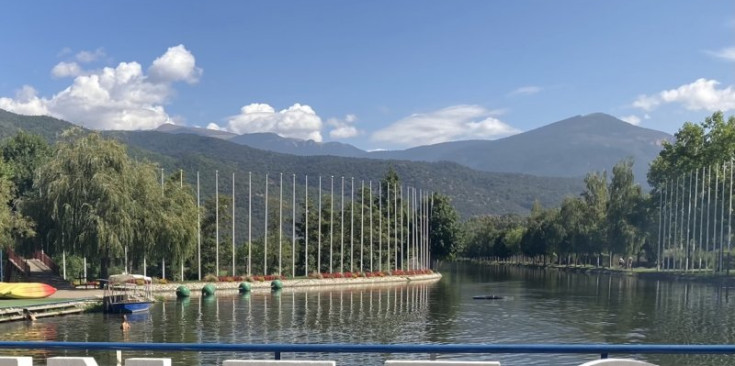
203;274;218;282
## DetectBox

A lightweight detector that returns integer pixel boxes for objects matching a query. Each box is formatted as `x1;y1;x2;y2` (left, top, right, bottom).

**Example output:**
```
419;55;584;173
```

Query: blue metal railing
0;342;734;361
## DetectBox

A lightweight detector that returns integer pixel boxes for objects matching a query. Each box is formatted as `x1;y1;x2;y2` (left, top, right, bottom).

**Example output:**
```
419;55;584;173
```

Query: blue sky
0;1;733;151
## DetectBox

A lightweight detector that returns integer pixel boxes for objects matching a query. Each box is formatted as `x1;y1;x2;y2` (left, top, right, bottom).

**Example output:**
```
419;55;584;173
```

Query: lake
1;262;734;366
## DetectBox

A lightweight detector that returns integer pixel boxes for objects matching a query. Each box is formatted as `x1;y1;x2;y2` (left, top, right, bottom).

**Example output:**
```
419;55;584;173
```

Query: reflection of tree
425;274;460;343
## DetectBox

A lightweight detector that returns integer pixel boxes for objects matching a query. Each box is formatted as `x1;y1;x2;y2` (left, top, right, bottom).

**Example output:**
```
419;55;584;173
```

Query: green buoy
201;283;216;297
238;282;251;293
271;279;283;290
176;286;191;298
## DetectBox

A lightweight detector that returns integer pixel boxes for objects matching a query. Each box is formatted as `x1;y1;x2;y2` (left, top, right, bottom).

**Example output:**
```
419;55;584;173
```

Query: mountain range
155;113;671;184
0;108;585;224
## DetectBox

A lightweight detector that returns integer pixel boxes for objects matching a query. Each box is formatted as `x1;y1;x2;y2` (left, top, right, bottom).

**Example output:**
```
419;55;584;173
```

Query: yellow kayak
0;282;57;299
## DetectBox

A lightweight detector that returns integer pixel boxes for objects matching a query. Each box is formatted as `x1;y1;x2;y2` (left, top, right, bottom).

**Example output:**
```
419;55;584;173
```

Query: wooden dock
0;300;98;322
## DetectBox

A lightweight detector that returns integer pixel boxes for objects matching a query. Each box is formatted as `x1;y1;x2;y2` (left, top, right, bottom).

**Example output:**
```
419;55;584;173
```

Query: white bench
578;359;658;366
46;357;98;366
0;357;33;366
125;358;172;366
385;361;501;366
223;361;336;366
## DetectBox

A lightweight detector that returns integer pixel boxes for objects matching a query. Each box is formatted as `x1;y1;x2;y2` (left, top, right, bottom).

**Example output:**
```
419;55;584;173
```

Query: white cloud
328;114;360;139
210;103;324;142
76;48;106;63
0;86;49;116
0;45;201;130
51;61;83;78
619;115;641;125
509;86;542;96
371;105;520;148
706;46;735;62
633;79;735;112
148;45;202;84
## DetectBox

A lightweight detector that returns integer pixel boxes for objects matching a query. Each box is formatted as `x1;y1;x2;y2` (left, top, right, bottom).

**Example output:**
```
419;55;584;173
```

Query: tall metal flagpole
692;169;699;270
197;171;201;280
318;176;322;273
248;172;252;276
667;179;674;269
215;170;219;277
292;174;296;278
387;184;391;271
699;167;709;270
305;175;309;276
279;173;283;275
658;182;664;271
369;181;373;273
714;167;720;271
406;187;411;270
720;163;727;272
264;173;269;275
706;167;712;271
672;176;679;270
330;176;334;274
360;180;364;272
379;184;382;272
729;159;734;273
394;183;398;271
401;185;405;270
686;171;692;271
232;172;236;277
181;170;184;280
350;177;354;273
161;168;165;280
341;176;345;274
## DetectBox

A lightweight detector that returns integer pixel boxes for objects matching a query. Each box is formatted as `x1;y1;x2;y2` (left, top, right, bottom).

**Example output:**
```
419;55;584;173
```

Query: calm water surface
2;263;735;366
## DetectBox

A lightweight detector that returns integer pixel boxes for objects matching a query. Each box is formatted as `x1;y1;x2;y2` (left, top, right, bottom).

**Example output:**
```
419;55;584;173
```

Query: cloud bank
0;45;201;130
633;78;735;112
371;105;520;148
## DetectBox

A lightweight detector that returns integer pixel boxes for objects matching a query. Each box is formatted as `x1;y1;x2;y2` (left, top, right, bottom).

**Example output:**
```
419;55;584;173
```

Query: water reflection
2;265;735;365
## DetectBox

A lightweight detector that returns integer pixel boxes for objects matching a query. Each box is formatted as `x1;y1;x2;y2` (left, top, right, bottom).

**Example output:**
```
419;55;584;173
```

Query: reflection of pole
197;171;201;280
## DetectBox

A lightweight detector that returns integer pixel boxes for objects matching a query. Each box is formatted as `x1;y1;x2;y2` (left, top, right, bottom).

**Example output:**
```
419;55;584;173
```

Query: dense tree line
0;130;458;280
460;112;734;270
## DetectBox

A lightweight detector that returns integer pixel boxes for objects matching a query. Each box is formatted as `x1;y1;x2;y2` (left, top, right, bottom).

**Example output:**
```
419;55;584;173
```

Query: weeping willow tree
34;130;197;278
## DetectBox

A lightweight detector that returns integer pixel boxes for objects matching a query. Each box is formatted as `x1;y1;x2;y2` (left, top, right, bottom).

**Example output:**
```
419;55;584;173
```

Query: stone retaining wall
151;273;442;298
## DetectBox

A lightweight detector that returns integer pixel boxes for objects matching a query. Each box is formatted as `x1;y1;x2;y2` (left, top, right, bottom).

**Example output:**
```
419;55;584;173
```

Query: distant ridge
372;113;671;184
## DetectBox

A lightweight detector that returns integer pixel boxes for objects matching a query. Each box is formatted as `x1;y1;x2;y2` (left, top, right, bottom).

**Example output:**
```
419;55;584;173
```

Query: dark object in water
473;295;504;300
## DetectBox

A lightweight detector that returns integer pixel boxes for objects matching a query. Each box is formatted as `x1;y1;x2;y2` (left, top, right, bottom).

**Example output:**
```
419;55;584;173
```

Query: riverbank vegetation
0;129;457;280
459;112;735;272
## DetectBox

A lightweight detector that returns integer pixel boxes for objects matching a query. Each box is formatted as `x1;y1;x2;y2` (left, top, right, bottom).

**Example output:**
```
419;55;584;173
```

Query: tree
1;131;51;198
428;193;460;260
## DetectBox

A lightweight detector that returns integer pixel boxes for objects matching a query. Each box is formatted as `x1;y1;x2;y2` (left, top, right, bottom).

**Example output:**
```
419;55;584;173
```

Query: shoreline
467;260;735;285
49;272;443;300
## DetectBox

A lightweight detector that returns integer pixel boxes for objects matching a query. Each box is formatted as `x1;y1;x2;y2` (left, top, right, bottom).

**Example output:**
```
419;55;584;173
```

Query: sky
0;1;733;151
